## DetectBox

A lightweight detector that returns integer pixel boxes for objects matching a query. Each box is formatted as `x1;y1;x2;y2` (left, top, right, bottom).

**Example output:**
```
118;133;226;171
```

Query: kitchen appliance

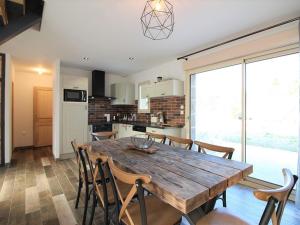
93;124;113;132
64;89;87;102
91;70;115;99
150;115;158;124
157;112;165;124
132;125;146;133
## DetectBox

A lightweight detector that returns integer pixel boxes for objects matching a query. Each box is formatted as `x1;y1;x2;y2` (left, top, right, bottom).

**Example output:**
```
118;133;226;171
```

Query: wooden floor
0;147;299;225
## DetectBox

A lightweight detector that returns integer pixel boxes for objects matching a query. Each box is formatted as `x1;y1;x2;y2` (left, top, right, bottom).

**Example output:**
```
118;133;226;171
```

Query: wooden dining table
90;137;253;224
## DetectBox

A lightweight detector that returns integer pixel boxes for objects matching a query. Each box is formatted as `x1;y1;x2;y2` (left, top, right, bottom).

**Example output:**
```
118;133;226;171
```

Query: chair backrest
194;141;235;159
146;132;166;144
92;131;117;141
77;145;94;185
167;135;193;150
87;151;109;208
107;157;151;225
254;168;298;225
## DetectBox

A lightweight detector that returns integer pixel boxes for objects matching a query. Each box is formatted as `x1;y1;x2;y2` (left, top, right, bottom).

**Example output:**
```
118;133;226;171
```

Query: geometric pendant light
141;0;175;40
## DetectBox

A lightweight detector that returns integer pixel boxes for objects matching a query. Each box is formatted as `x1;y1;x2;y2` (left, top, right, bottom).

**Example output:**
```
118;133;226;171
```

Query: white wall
13;69;53;148
4;54;13;164
128;60;185;99
52;60;61;159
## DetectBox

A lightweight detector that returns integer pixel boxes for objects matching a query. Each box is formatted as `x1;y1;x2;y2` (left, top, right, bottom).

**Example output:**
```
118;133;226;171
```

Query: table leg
183;196;218;225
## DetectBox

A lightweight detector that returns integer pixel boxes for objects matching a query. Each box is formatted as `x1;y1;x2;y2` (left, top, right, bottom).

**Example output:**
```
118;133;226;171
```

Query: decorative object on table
141;0;174;40
128;135;158;153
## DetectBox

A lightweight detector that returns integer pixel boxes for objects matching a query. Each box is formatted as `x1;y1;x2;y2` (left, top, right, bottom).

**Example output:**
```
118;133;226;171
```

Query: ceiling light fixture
141;0;174;40
34;67;46;75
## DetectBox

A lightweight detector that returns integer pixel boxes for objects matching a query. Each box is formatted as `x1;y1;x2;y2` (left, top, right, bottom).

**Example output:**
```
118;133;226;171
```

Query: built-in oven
64;89;87;102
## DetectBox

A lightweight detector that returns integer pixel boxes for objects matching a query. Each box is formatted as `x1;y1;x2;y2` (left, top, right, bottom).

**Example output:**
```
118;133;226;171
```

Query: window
190;64;242;161
138;82;150;113
190;49;299;187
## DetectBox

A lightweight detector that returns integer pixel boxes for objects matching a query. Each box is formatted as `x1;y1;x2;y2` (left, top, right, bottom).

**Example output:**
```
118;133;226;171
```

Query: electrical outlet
180;110;184;115
180;105;184;110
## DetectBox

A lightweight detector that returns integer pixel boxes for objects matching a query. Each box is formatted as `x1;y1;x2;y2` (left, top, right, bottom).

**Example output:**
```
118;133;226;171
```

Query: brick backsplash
89;96;185;126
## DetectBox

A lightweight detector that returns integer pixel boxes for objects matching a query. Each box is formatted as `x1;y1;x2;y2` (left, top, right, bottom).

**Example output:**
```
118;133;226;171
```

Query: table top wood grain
90;138;253;214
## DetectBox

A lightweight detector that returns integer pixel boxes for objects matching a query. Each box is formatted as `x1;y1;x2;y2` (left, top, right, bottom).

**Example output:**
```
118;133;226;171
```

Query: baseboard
14;145;33;151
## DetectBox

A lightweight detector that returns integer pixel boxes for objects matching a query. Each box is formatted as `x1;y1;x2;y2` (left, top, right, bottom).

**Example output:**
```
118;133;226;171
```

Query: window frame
138;81;151;113
186;44;299;199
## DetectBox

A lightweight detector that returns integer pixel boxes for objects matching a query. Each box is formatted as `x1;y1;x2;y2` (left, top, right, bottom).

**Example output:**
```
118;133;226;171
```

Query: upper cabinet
62;75;88;90
111;83;135;105
141;79;184;98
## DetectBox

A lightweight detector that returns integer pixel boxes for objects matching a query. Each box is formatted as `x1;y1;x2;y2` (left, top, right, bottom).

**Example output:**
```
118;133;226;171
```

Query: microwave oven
64;89;87;102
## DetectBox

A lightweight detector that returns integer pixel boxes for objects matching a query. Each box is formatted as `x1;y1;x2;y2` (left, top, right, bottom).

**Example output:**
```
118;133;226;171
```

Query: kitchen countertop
89;121;184;129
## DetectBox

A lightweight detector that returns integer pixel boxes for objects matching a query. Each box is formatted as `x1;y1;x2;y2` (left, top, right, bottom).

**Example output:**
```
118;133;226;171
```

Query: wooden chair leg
222;191;227;207
75;178;83;209
82;184;89;225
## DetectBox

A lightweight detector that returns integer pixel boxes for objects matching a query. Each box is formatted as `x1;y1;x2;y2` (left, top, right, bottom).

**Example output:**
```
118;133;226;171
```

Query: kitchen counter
89;121;184;129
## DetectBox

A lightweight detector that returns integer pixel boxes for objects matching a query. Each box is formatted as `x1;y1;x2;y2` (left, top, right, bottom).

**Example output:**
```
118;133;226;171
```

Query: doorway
12;60;53;152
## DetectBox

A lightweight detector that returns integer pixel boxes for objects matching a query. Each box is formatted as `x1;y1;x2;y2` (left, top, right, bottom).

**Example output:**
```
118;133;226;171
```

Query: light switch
180;110;184;115
180;105;184;110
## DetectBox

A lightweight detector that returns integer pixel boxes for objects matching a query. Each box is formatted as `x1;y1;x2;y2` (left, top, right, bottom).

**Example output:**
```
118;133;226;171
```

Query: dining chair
92;131;117;141
146;132;166;144
71;140;83;208
107;157;182;225
194;141;235;207
196;168;298;225
87;152;133;225
167;135;193;150
71;141;102;225
8;0;25;15
0;0;8;25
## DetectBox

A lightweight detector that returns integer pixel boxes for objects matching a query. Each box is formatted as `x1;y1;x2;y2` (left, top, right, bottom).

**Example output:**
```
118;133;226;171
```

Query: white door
62;103;88;154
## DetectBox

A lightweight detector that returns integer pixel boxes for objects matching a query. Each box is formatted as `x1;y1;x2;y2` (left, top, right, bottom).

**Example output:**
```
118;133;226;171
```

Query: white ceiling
0;0;299;75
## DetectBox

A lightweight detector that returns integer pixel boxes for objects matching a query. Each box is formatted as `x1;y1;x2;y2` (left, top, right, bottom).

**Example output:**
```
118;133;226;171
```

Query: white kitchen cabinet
140;80;184;98
152;80;184;97
62;103;88;155
63;75;88;90
146;127;182;138
112;123;119;139
117;124;133;138
111;83;135;105
113;123;145;139
140;84;153;98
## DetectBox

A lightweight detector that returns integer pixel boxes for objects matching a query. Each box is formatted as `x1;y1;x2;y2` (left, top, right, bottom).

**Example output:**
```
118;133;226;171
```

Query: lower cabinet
113;123;182;139
146;127;181;137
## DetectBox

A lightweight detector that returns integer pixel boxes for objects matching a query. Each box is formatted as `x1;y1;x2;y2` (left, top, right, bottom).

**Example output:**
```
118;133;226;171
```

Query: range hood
90;70;115;99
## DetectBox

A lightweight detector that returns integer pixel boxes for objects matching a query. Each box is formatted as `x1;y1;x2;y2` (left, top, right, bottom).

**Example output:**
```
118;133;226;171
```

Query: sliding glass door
190;64;242;161
246;53;299;184
190;49;300;186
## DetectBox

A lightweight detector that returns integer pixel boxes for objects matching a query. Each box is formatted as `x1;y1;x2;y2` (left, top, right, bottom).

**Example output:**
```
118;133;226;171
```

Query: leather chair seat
196;208;253;225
